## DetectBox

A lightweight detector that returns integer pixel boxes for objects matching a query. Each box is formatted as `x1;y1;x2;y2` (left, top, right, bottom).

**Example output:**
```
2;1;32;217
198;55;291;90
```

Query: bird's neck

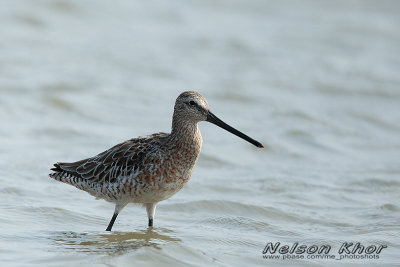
170;115;202;150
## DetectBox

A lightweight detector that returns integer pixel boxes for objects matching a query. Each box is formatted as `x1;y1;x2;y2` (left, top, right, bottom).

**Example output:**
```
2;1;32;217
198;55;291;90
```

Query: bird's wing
50;132;167;184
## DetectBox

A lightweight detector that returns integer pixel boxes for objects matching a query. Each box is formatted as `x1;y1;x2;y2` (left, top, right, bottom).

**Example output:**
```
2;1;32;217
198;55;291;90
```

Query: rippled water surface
1;0;400;266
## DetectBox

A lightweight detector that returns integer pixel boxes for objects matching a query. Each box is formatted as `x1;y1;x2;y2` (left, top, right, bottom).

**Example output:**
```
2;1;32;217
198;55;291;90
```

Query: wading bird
49;91;263;231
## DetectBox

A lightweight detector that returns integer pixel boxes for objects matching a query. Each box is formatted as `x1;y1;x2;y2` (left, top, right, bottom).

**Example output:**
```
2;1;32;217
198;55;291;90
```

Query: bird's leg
146;203;157;227
106;202;127;231
106;213;118;231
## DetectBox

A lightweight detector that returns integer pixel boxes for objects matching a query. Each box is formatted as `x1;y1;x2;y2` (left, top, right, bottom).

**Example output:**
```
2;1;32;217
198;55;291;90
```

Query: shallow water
1;0;400;266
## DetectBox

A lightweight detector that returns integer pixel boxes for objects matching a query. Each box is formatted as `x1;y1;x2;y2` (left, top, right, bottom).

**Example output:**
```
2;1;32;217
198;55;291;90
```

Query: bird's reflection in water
51;228;180;255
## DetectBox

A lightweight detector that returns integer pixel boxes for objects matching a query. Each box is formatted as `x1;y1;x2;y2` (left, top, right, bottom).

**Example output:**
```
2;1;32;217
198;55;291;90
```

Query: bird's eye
189;101;196;106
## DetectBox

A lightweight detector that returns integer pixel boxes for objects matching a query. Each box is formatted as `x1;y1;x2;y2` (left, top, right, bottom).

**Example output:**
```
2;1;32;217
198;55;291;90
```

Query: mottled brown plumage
49;91;263;230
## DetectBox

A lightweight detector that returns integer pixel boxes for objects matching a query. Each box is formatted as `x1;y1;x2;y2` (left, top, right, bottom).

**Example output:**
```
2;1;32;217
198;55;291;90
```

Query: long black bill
206;111;264;148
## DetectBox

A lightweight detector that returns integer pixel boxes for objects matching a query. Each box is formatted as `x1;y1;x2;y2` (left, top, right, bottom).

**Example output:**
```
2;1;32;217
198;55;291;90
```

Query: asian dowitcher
49;91;263;231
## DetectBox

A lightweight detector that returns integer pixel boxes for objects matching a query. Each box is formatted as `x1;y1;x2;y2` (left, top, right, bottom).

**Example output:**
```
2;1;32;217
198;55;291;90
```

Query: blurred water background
0;0;399;266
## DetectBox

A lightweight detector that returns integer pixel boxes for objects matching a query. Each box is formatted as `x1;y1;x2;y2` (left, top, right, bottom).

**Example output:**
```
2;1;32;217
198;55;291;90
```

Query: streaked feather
51;132;168;185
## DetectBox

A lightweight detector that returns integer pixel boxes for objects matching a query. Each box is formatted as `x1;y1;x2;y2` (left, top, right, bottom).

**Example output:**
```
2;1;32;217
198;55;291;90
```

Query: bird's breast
166;132;202;183
128;128;202;203
155;131;202;198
